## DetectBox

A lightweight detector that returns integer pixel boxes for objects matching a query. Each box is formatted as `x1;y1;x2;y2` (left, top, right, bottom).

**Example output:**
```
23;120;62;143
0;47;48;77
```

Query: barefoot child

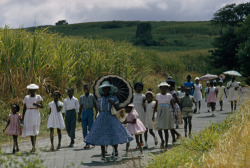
153;82;177;150
22;84;43;153
180;88;196;137
144;91;158;148
123;104;146;154
3;104;22;153
62;88;80;147
133;82;146;148
47;91;65;151
216;81;227;111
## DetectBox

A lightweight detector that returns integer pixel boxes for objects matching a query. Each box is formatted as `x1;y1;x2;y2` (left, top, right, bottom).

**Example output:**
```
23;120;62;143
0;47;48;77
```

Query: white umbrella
223;70;242;76
199;74;218;81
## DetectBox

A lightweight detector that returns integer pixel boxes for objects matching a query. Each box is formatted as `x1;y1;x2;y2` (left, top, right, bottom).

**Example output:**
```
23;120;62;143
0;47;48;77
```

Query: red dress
6;114;22;135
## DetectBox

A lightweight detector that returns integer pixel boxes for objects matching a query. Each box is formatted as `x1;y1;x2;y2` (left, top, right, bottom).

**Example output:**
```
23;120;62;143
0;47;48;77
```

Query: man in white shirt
62;88;80;147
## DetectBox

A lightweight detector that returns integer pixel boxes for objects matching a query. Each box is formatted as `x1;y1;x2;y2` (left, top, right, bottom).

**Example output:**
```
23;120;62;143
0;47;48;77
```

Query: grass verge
147;98;249;168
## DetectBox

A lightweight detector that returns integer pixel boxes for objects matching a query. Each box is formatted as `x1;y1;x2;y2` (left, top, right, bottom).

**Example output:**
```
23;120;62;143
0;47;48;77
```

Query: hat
53;90;61;97
134;82;144;90
145;91;154;96
166;79;175;87
26;84;39;90
127;103;134;107
98;81;117;95
195;77;199;80
158;82;170;88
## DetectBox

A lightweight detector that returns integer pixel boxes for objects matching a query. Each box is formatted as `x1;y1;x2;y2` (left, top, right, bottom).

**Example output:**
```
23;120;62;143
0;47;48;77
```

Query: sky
0;0;248;28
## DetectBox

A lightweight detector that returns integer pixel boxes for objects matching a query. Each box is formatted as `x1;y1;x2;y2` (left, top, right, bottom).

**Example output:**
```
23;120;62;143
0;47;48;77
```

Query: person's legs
219;100;223;111
113;144;118;156
81;110;88;139
12;135;15;153
183;117;188;137
164;129;169;149
234;101;237;111
149;129;158;145
158;129;164;148
231;101;233;112
57;128;62;149
139;134;143;145
198;101;201;112
170;129;176;143
188;116;192;136
135;135;142;153
14;135;19;151
50;128;54;150
144;128;148;148
210;103;215;116
101;146;106;161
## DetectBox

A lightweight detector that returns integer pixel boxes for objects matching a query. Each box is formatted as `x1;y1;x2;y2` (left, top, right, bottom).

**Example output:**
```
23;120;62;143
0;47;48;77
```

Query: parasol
199;74;218;81
223;70;242;76
93;75;133;108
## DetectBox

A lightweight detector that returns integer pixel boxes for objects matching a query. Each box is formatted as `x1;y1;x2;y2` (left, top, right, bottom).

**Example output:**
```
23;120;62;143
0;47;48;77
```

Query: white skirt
134;104;146;125
22;109;40;137
194;91;202;102
47;112;65;129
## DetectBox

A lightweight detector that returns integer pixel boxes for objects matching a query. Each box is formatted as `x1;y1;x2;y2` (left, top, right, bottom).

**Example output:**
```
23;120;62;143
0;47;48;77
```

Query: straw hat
98;81;117;95
158;82;170;88
26;84;39;90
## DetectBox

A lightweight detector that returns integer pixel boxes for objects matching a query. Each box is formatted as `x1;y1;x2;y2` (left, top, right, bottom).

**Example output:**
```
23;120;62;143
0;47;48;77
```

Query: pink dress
126;109;146;135
207;87;217;103
6;114;22;135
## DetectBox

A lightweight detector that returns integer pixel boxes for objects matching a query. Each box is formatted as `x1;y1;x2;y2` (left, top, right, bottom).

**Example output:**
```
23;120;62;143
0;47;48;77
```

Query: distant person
153;82;177;150
180;88;196;137
177;85;185;99
227;77;239;112
204;81;211;112
133;82;146;148
3;104;22;154
78;84;97;149
123;104;146;154
213;80;217;87
47;91;65;151
21;84;43;153
184;75;194;96
62;88;79;147
193;77;202;113
207;81;217;117
219;75;224;83
144;90;158;148
216;82;227;111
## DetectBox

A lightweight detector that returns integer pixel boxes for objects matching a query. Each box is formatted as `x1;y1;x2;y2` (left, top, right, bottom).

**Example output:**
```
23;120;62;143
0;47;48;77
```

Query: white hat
195;77;200;80
26;84;39;89
98;81;117;95
127;103;134;107
158;82;170;88
206;80;210;83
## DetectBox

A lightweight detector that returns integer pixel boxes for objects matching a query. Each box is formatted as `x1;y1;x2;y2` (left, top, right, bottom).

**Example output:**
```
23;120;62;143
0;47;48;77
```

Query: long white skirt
21;109;40;137
47;112;65;129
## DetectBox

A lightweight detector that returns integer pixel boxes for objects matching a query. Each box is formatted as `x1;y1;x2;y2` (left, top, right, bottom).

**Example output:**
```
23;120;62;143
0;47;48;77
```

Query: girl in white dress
227;76;239;112
144;91;158;148
47;91;65;151
133;82;146;148
193;77;202;113
22;84;43;153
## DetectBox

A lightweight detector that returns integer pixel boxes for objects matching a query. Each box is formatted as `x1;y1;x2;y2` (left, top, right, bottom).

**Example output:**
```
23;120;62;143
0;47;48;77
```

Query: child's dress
169;90;182;125
207;87;217;103
193;83;202;102
133;93;146;126
184;81;194;95
47;101;65;129
145;101;156;129
126;109;146;135
217;86;225;101
156;93;174;130
22;95;43;137
227;81;239;102
6;114;22;135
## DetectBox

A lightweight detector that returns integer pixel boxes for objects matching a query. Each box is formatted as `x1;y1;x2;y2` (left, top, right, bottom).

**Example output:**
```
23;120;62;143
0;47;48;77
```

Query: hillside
27;21;220;52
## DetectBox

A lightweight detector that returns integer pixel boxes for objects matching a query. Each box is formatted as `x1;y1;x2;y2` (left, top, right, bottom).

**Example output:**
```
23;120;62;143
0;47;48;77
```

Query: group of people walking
2;74;242;162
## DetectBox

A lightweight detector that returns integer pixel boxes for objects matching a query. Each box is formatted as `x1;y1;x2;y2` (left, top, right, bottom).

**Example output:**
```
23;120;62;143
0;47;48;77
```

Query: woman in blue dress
184;75;194;96
84;81;134;162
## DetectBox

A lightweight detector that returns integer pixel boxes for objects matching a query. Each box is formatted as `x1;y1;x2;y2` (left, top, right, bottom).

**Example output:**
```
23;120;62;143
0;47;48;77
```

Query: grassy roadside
146;98;249;168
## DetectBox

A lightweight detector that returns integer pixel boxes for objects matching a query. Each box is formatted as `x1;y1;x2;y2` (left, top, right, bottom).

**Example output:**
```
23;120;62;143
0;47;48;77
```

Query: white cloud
0;0;249;28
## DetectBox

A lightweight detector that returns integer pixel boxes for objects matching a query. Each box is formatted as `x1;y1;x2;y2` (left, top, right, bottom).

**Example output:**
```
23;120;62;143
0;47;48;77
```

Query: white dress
193;84;202;102
145;101;156;129
47;101;65;129
133;93;146;125
227;81;239;101
22;95;43;137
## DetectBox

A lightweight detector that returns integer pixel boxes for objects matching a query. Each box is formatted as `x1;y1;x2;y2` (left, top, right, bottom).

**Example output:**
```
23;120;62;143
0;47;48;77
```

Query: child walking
62;88;80;147
180;88;196;137
47;91;65;151
123;104;146;154
153;82;177;150
144;91;158;148
133;82;146;148
184;75;194;96
78;84;97;149
216;81;227;111
22;84;43;153
193;77;202;113
207;81;217;117
205;81;211;112
3;104;22;153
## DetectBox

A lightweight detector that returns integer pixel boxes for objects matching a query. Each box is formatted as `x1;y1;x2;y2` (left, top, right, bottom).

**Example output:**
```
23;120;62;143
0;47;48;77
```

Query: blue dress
84;95;134;146
184;81;194;95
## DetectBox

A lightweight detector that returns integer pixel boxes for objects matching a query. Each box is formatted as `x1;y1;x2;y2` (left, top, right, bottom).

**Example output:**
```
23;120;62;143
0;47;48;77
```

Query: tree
55;20;68;26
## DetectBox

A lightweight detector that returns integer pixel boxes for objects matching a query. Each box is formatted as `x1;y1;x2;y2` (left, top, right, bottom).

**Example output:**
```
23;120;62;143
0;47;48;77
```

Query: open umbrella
223;70;242;76
93;75;133;108
199;74;218;81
